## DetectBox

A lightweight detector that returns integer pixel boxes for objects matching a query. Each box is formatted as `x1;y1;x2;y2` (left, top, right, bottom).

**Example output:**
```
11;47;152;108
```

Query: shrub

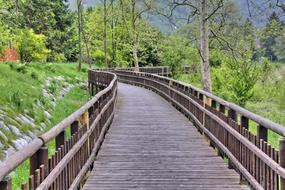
81;67;88;73
50;67;56;73
17;29;50;63
16;64;27;74
9;62;17;70
31;71;39;80
10;91;22;109
49;53;67;63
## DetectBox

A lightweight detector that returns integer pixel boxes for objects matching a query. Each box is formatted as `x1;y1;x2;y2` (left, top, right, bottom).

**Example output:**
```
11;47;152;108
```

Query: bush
212;55;260;107
9;62;17;70
10;91;22;109
81;67;88;73
17;29;50;63
91;49;108;66
49;53;67;63
50;67;56;73
31;71;39;80
16;64;27;74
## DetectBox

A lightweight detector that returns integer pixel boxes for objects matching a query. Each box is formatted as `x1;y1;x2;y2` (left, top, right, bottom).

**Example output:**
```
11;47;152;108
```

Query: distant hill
67;0;281;31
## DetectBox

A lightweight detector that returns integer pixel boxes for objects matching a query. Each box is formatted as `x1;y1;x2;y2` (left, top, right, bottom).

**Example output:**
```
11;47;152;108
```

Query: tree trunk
77;0;82;71
81;8;91;68
131;0;139;72
103;0;108;67
132;44;139;72
200;0;212;92
111;0;116;67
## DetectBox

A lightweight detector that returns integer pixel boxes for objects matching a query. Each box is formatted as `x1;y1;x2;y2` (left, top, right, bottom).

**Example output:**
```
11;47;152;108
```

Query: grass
0;62;94;189
176;73;285;150
0;63;92;148
11;86;91;189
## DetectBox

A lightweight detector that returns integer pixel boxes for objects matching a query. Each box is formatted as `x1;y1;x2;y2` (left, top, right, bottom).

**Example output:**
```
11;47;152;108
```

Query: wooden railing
0;71;117;190
98;66;171;76
113;70;285;190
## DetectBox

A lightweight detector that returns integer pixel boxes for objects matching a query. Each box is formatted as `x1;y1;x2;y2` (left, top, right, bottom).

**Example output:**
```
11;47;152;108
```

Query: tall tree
21;0;76;62
119;0;152;71
77;0;83;71
103;0;108;67
200;0;212;92
163;0;223;92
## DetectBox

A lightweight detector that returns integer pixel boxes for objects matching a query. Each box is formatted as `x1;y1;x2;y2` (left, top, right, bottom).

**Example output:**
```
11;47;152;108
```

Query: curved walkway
83;83;249;190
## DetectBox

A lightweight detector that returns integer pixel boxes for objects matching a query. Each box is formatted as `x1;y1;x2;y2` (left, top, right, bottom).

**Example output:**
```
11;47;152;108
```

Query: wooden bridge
0;67;285;190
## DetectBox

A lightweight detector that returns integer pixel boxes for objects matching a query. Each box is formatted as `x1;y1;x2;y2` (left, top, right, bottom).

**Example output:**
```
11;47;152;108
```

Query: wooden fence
97;66;171;77
0;71;117;190
113;70;285;190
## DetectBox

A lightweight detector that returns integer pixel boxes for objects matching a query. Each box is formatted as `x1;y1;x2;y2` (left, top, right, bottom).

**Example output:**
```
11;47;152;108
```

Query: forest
0;0;285;149
1;0;285;189
1;0;284;123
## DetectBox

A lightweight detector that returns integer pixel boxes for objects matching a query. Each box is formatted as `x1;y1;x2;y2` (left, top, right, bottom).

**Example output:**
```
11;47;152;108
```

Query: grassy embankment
0;62;94;189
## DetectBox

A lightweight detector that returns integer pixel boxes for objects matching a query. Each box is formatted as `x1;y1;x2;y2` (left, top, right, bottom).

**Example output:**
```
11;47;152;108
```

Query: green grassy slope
0;62;91;161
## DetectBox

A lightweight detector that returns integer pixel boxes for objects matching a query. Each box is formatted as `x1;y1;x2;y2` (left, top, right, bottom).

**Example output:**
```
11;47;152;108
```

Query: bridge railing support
280;139;285;190
114;69;285;190
0;71;117;190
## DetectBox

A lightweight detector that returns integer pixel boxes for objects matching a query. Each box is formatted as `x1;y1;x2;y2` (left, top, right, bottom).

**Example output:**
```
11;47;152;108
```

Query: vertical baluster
34;169;40;188
257;125;268;142
0;176;11;190
29;176;34;190
56;131;66;150
228;109;237;169
30;146;48;176
21;183;28;190
280;138;285;190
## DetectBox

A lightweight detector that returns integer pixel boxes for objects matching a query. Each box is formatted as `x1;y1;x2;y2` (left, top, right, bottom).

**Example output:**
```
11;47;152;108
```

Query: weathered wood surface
83;83;249;190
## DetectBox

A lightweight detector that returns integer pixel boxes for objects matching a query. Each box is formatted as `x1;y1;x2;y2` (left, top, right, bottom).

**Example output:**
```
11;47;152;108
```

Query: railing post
241;116;249;130
280;138;285;190
56;131;66;150
228;109;237;122
219;104;225;114
71;121;79;135
257;125;268;142
0;176;11;190
208;99;216;149
30;146;48;176
228;109;237;169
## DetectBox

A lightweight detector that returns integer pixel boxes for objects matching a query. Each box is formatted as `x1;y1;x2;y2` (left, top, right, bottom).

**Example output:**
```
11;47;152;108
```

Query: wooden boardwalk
83;83;249;190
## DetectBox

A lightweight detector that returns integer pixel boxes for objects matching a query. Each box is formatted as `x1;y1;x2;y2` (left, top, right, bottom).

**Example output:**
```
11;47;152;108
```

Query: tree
17;29;50;63
200;0;212;92
103;0;108;67
21;0;76;62
119;0;152;71
212;47;259;106
77;0;83;71
162;0;224;92
259;12;284;61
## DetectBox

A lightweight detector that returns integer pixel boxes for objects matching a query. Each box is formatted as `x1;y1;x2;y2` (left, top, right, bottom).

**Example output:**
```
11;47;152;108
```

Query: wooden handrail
0;71;117;190
114;70;285;190
116;70;285;137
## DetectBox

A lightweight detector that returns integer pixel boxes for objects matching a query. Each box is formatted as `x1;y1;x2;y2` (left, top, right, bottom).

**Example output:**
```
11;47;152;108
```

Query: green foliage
17;29;50;63
92;49;107;66
159;34;199;77
20;0;77;62
212;51;260;106
259;12;284;62
31;71;39;80
10;91;22;109
16;64;27;74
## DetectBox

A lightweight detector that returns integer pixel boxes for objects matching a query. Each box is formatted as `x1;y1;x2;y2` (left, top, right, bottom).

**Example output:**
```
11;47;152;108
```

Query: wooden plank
82;83;249;190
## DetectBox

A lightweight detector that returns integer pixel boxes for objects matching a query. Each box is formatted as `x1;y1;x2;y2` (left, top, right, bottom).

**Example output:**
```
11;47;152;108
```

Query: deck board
83;83;249;190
